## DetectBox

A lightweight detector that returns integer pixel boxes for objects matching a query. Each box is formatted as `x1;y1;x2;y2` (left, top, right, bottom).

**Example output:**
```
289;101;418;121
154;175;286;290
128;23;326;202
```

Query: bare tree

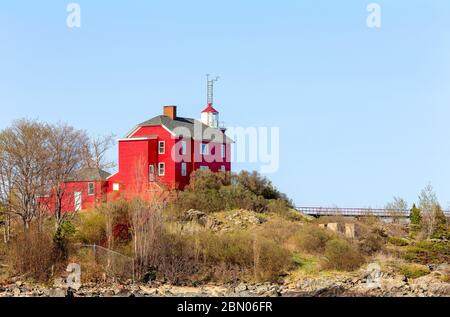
46;122;90;227
83;134;116;171
130;198;164;280
0;144;13;242
385;196;408;224
418;184;445;238
0;120;51;230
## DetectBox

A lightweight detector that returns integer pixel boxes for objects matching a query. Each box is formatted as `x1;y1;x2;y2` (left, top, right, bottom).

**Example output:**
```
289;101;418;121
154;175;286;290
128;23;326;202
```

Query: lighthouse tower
201;75;220;128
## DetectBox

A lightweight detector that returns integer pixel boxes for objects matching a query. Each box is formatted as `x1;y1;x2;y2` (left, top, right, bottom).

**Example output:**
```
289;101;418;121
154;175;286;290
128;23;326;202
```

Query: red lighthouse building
106;103;232;195
52;78;233;211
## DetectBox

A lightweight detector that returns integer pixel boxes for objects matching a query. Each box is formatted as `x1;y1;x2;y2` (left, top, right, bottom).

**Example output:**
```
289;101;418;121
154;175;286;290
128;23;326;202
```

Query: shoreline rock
0;271;448;297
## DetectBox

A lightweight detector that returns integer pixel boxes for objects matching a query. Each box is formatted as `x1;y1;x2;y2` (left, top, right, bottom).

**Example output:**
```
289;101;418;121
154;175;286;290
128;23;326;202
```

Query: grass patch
399;264;430;279
387;236;410;247
402;240;450;264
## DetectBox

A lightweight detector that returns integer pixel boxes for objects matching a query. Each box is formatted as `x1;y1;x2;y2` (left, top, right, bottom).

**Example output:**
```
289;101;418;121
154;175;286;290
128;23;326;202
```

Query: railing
297;207;450;218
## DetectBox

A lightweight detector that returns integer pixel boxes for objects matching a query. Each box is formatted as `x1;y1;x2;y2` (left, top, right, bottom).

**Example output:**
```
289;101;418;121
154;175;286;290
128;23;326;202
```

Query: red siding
40;180;107;213
55;121;232;211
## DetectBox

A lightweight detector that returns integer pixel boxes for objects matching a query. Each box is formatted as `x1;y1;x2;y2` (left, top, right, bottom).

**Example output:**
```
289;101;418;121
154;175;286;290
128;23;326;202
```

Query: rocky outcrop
1;270;448;297
182;209;222;231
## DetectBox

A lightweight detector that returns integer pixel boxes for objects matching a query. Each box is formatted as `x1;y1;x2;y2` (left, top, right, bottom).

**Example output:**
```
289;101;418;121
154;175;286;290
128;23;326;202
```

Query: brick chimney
163;105;177;120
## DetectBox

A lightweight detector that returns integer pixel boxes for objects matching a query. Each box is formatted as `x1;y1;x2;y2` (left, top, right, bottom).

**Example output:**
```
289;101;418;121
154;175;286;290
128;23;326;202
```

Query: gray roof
70;168;111;182
128;115;233;143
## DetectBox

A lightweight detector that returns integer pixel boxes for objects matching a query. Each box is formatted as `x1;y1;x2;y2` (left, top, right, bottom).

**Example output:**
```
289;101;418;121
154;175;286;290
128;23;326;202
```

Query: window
221;144;226;158
113;183;120;191
158;162;165;176
199;166;209;171
181;162;187;176
220;165;226;172
181;141;187;155
88;182;95;196
200;143;209;155
158;141;165;154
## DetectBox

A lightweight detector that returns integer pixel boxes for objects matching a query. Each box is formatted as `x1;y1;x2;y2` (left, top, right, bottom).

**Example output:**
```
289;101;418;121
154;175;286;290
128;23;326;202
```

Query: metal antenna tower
206;74;220;105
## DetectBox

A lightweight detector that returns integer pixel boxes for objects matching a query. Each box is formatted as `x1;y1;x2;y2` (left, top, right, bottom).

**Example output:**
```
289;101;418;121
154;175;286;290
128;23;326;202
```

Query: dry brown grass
6;227;57;281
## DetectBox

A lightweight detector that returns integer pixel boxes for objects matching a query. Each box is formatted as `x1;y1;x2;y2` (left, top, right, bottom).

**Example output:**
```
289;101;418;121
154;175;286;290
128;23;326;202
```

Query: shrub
321;239;364;271
402;240;450;264
53;220;76;261
176;189;225;213
186;170;230;191
198;230;292;282
75;211;107;245
290;225;334;254
357;226;386;255
175;170;292;214
233;171;292;205
257;218;301;246
153;232;199;284
410;204;421;226
7;227;57;281
399;264;430;279
430;223;450;240
176;185;268;214
388;236;410;247
255;237;292;281
266;199;293;217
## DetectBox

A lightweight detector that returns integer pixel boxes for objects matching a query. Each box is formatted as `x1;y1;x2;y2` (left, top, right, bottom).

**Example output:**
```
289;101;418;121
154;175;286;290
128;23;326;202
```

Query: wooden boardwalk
296;206;450;218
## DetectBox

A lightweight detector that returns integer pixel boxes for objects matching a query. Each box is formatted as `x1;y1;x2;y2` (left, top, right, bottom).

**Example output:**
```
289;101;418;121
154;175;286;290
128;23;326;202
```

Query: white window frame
200;143;209;155
158;141;165;154
87;182;95;196
199;166;209;171
158;162;165;176
181;162;187;176
221;144;226;158
220;165;226;172
112;183;120;191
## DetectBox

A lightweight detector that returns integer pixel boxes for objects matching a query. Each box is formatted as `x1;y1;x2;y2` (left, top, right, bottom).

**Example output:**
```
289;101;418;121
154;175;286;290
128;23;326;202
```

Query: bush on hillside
399;264;430;279
402;240;450;264
198;230;292;282
321;239;364;271
185;170;230;191
387;236;410;247
175;170;291;214
233;171;286;201
290;225;334;254
256;218;302;245
75;211;107;245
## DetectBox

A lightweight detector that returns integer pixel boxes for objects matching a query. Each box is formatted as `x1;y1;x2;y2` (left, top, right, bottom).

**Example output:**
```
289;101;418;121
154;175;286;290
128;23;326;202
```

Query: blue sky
1;0;450;208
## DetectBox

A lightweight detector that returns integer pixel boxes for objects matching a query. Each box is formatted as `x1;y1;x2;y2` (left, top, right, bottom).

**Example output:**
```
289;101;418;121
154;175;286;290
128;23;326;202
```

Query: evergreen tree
410;203;421;225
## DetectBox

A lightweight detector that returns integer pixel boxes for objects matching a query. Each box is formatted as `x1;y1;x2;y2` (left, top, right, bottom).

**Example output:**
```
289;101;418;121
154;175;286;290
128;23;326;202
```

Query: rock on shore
1;270;449;297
